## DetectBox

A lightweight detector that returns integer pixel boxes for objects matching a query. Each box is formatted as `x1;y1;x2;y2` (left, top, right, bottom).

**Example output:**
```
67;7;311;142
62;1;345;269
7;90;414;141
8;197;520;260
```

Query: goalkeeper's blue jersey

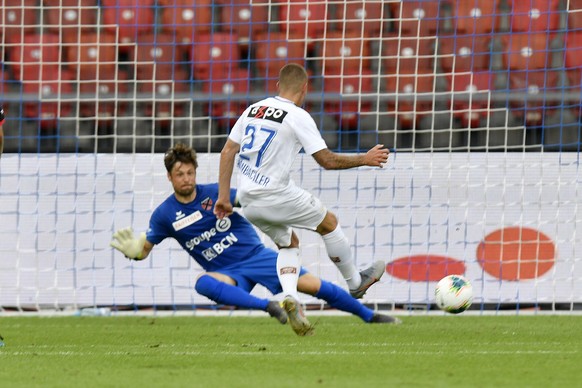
146;183;266;272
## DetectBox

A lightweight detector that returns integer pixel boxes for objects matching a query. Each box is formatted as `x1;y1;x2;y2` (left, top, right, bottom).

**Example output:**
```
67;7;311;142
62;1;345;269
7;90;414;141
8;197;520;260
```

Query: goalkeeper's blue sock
315;280;375;322
195;275;269;311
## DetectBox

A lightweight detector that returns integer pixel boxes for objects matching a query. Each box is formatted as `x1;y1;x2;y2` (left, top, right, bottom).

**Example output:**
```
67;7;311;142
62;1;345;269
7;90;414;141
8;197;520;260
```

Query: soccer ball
434;274;473;314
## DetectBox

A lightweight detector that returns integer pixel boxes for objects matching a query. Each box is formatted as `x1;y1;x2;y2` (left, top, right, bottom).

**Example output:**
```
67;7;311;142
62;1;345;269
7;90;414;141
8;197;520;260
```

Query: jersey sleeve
146;206;170;245
293;108;327;155
228;107;250;144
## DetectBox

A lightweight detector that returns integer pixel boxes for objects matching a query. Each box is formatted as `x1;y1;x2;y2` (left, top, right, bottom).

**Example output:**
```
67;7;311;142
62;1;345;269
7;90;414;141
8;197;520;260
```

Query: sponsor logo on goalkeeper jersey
185;217;239;260
173;211;202;231
248;105;288;123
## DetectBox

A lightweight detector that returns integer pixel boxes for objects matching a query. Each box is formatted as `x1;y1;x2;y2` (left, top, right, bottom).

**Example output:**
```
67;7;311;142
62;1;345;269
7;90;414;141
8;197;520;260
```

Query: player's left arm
312;145;389;170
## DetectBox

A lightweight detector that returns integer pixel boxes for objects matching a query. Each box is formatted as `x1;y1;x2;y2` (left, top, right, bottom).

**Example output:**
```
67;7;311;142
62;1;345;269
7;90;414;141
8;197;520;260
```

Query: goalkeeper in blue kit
110;143;400;336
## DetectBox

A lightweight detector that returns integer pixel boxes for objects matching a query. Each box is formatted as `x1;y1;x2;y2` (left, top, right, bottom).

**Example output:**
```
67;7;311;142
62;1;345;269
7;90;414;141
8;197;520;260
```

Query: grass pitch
0;314;579;387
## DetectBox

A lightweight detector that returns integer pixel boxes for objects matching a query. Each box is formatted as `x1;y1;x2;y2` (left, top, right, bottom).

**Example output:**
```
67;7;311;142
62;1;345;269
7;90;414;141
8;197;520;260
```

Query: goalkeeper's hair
164;143;198;172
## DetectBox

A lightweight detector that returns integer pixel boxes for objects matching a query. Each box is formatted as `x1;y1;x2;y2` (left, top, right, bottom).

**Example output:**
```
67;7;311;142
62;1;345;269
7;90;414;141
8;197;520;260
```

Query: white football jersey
229;96;327;203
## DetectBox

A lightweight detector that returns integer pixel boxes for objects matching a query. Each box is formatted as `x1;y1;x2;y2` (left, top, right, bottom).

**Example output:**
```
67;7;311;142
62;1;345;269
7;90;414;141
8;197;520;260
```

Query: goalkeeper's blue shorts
214;248;308;295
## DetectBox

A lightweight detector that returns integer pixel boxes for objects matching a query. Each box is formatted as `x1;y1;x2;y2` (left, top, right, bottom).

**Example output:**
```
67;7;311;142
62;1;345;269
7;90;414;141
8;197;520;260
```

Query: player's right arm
110;227;154;260
215;138;240;219
312;145;389;170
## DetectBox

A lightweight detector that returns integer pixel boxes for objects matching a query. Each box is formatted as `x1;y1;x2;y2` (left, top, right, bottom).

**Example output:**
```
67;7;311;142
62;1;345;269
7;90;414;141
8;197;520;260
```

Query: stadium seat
0;0;38;41
500;33;552;70
129;32;189;81
506;0;561;32
450;0;501;35
320;30;371;74
567;0;582;30
333;0;386;36
384;71;436;129
564;31;582;71
21;71;74;130
64;32;118;79
218;0;270;45
278;0;328;47
389;0;444;36
190;32;241;81
42;0;98;43
507;70;560;127
202;68;251;129
382;34;436;73
438;34;491;73
77;70;130;126
322;70;374;130
253;31;306;93
158;0;213;45
101;0;155;49
139;78;190;121
446;71;495;128
5;32;62;81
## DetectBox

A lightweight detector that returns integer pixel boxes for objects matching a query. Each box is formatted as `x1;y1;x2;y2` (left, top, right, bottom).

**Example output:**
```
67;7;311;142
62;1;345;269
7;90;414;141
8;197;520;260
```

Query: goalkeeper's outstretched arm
110;227;154;260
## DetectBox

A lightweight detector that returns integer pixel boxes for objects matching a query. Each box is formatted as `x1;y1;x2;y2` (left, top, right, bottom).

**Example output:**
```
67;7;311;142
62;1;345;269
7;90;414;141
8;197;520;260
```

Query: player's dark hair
164;143;198;172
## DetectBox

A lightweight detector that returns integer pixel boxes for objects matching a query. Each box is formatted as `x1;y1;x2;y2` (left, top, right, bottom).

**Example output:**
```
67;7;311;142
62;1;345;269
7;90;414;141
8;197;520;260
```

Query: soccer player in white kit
215;63;390;336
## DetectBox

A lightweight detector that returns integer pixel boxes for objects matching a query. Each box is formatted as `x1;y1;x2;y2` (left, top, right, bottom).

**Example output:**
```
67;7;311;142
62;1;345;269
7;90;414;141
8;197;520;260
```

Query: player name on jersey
237;158;271;186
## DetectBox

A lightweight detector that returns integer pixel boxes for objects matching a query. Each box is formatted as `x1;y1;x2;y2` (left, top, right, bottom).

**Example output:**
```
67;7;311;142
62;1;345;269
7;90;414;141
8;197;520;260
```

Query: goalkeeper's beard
175;185;195;198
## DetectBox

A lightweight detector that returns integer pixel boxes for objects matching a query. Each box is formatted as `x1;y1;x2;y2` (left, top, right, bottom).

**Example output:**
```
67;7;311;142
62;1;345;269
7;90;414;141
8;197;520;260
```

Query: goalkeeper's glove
110;227;146;260
0;106;5;126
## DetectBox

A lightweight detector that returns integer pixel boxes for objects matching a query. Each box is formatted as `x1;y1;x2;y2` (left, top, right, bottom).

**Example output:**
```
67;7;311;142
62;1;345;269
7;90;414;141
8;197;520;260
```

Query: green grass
0;315;580;387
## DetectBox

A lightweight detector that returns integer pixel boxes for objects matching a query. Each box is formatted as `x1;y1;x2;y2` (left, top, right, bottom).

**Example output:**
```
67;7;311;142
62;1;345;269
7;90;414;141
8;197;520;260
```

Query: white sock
277;248;301;299
322;225;362;289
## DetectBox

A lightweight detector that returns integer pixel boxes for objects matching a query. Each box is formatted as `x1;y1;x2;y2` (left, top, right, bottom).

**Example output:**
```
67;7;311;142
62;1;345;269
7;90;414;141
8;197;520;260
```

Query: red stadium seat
5;32;62;81
450;0;501;35
384;71;435;129
322;70;374;129
382;34;436;73
507;0;561;32
101;0;155;48
64;32;118;79
219;0;270;45
0;0;38;41
139;77;189;120
190;32;241;80
22;70;74;129
446;71;494;127
129;32;189;81
158;0;213;44
321;30;371;74
567;0;582;30
253;31;306;93
564;31;582;70
508;70;559;126
500;33;552;70
43;0;98;43
389;0;443;36
77;70;130;124
278;0;328;46
203;68;251;128
438;34;491;73
334;0;386;35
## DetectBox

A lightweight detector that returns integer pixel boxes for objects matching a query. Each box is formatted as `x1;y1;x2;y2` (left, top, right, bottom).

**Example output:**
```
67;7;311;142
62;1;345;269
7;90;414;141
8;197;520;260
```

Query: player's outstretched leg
349;260;386;299
282;296;314;336
370;313;402;324
266;301;288;324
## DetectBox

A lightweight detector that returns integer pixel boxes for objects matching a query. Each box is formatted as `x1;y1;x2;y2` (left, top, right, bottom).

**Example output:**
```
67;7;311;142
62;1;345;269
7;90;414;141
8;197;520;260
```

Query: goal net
1;0;581;313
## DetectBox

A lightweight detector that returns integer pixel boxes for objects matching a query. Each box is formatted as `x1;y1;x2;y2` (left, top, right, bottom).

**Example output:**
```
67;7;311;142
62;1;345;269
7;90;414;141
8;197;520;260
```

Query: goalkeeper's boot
266;301;288;324
370;313;402;325
282;296;314;337
349;260;386;299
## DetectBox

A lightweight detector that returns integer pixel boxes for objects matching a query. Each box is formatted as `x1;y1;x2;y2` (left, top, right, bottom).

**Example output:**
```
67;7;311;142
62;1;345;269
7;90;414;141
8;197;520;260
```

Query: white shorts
241;188;327;247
